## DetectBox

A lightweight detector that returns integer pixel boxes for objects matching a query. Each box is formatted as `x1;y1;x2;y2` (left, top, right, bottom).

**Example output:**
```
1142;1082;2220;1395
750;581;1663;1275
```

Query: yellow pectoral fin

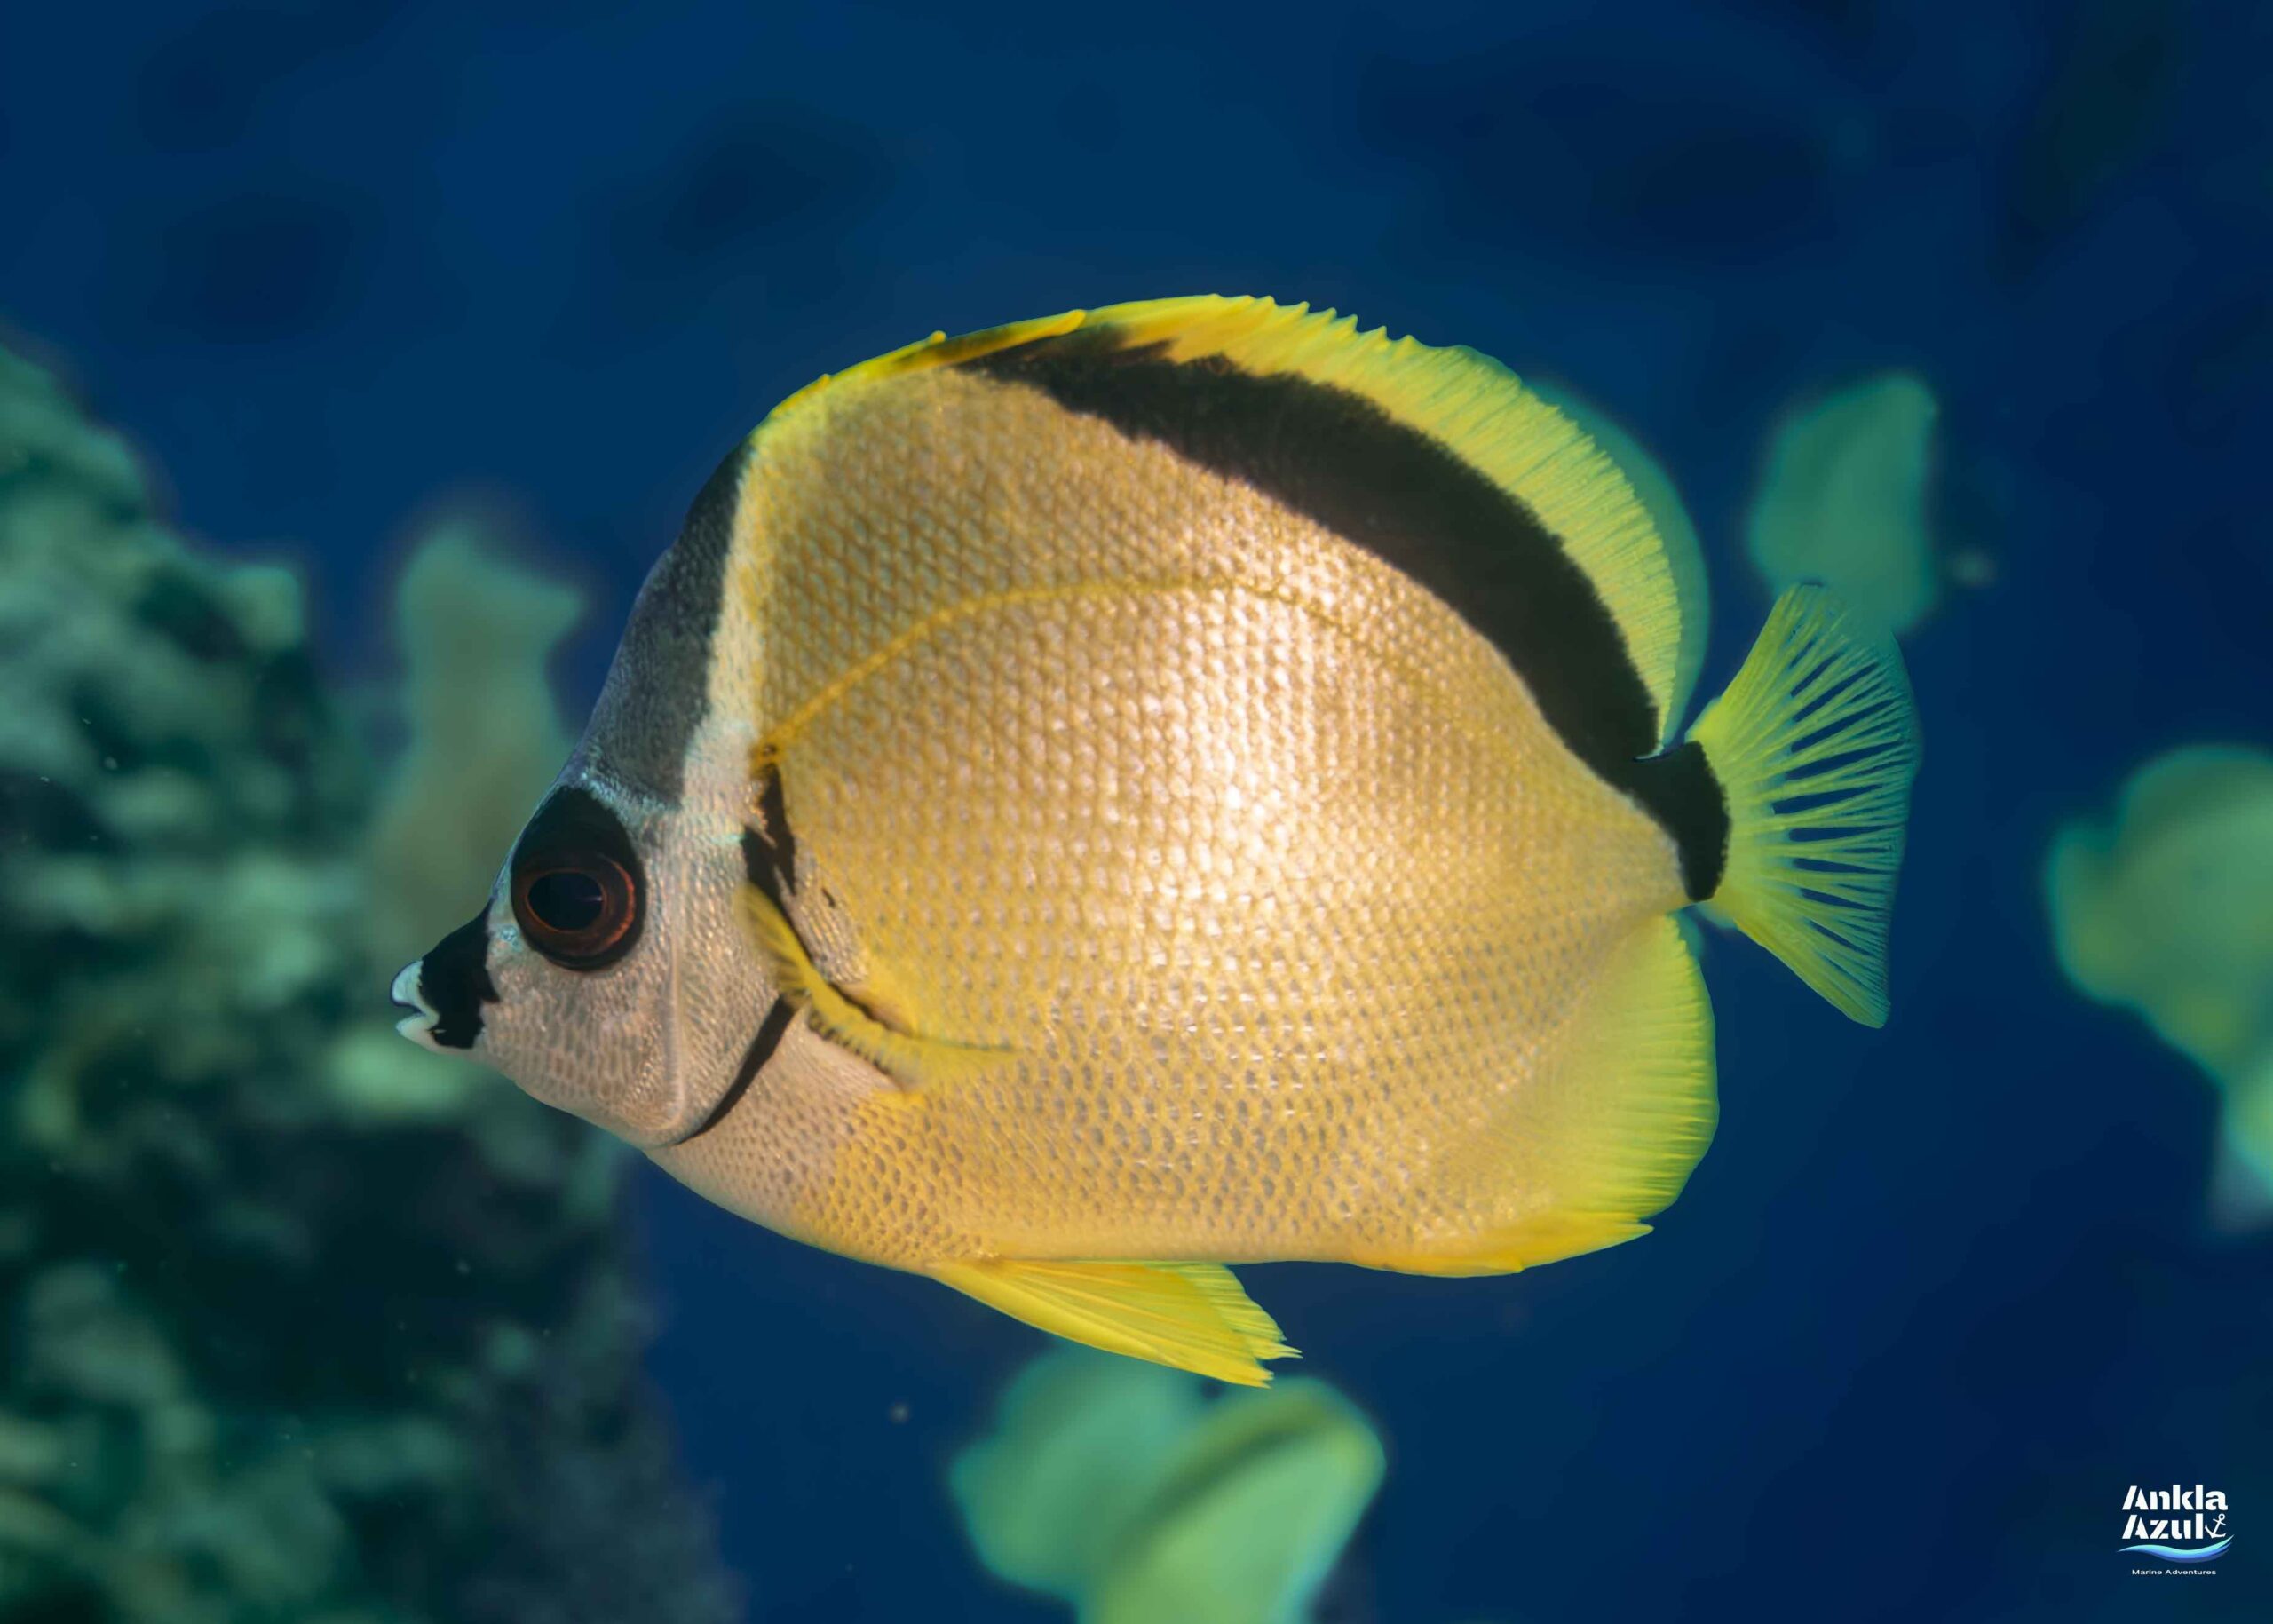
933;1260;1297;1387
736;886;1008;1092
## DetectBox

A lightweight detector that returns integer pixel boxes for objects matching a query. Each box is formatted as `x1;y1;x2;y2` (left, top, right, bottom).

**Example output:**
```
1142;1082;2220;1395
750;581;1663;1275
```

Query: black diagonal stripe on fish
740;764;891;1015
393;296;1920;1385
670;996;798;1148
578;440;750;803
744;760;799;913
963;325;1731;899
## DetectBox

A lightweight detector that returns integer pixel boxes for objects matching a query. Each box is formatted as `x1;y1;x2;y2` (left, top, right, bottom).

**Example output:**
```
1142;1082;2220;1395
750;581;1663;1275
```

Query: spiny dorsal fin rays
1527;379;1714;741
767;309;1089;421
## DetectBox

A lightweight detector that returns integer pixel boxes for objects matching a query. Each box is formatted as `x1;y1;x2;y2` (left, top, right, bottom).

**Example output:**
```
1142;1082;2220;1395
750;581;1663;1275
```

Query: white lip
391;961;441;1051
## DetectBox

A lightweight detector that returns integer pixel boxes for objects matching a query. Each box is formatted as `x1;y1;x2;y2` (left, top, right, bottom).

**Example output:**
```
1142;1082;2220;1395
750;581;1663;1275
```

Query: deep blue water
6;3;2269;1620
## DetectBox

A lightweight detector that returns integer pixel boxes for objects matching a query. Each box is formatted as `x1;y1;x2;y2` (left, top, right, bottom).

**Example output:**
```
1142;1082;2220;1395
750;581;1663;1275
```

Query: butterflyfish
2046;745;2273;1224
1746;371;1942;638
951;1348;1384;1624
391;297;1921;1384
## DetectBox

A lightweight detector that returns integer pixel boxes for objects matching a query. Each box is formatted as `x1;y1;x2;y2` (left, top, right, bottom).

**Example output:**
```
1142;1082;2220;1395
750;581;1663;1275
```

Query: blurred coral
0;344;736;1621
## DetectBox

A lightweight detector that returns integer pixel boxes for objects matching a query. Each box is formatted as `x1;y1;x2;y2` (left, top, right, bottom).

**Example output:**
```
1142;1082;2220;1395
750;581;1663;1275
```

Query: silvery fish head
392;447;777;1147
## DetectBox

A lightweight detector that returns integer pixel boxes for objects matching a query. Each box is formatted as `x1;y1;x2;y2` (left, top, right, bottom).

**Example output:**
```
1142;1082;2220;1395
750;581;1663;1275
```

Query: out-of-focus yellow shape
950;1350;1204;1601
951;1348;1385;1624
2045;746;2273;1222
1746;372;1940;637
2047;747;2273;1078
1094;1382;1387;1624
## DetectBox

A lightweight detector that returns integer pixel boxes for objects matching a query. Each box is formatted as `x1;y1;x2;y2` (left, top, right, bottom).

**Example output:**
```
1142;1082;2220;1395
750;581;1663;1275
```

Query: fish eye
512;855;638;967
527;869;606;931
506;786;646;971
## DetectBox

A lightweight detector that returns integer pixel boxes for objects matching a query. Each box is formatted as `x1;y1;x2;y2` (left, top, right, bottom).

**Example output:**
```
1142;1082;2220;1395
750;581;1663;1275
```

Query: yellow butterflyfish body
392;297;1921;1384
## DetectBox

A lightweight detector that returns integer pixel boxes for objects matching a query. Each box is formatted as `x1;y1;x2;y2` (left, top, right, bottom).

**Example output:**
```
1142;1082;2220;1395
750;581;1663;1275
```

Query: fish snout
391;906;502;1051
391;960;442;1051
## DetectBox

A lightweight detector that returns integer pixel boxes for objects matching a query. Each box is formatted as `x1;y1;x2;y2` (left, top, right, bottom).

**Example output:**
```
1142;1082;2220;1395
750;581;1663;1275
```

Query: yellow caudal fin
1688;584;1921;1026
933;1260;1296;1386
1361;915;1716;1277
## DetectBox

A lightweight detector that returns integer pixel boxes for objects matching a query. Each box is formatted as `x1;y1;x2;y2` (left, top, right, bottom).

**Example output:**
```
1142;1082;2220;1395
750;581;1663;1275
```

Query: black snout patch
420;906;500;1049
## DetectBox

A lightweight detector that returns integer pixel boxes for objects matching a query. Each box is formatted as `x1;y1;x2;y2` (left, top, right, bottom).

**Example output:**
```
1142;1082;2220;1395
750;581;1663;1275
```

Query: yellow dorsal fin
768;296;1700;744
1098;297;1699;744
1526;379;1713;739
933;1259;1296;1386
767;307;1089;420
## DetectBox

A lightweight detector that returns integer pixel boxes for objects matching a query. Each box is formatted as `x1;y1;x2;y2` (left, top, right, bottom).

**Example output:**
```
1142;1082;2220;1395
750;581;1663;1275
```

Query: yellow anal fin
933;1259;1296;1387
1356;1215;1651;1278
735;886;1008;1092
1362;915;1715;1279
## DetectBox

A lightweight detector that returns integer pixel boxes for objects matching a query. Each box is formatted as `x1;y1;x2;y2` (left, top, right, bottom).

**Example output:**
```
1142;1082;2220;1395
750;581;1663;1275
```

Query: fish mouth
391;961;442;1051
